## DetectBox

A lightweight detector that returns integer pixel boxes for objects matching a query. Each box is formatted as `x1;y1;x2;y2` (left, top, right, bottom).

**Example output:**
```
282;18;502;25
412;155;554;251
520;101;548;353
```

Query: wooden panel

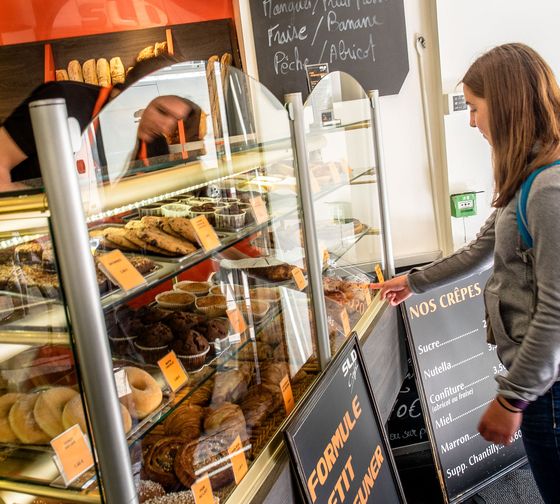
171;19;239;63
0;20;238;123
52;25;168;75
0;42;44;121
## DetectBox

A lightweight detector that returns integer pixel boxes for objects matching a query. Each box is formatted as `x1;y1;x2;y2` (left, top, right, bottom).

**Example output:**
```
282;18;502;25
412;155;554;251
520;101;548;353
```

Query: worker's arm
0;127;29;192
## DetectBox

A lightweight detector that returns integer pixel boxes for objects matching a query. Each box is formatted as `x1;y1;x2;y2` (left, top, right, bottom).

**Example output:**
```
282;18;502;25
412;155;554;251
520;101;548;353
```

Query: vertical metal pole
29;99;137;504
284;93;331;370
368;90;395;278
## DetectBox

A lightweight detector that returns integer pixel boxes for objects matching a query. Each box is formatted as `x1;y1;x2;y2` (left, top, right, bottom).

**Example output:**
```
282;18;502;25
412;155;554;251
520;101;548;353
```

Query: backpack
516;159;560;248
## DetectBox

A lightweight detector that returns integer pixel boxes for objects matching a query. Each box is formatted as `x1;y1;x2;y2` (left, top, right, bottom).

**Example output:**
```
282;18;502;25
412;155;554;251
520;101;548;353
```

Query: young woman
375;43;560;503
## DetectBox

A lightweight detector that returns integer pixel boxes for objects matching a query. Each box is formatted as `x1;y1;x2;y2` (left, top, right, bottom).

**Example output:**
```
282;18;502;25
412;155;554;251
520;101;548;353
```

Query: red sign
0;1;233;45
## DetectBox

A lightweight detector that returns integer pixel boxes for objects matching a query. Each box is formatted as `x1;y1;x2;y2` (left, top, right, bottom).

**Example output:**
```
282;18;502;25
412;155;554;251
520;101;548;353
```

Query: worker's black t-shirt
2;82;101;182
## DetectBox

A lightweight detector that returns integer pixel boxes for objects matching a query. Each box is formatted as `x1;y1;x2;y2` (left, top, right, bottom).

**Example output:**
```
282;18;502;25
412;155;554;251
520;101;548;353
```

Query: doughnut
9;394;50;444
120;367;162;419
0;393;24;442
63;395;132;434
34;387;78;438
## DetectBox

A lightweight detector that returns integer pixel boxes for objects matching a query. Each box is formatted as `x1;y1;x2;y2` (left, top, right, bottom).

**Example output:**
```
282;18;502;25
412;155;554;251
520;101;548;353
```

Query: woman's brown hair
462;43;560;207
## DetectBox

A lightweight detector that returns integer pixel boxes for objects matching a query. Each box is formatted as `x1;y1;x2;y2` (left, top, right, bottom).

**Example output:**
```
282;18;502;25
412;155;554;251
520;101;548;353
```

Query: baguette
55;69;69;81
82;59;98;85
110;57;125;84
136;45;155;62
67;60;83;82
96;58;111;87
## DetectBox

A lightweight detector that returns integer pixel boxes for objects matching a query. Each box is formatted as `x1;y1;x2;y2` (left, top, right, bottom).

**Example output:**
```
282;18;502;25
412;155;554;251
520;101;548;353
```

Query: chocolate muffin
173;329;210;370
134;323;174;364
206;318;230;342
165;312;207;337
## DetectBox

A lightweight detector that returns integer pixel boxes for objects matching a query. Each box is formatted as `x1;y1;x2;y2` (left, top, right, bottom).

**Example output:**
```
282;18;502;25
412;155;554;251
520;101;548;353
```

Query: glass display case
298;71;390;355
0;61;391;503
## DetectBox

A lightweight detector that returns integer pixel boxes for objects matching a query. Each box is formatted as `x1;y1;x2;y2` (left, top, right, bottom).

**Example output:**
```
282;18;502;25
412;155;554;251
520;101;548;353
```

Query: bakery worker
0;54;202;192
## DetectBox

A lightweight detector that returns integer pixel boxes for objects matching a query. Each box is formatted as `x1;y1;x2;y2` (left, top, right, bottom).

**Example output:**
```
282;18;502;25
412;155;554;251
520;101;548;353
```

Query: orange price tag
374;264;385;283
292;267;307;290
190;216;221;252
329;162;341;183
341;308;351;335
157;351;188;392
280;374;295;414
97;249;147;292
50;424;94;485
228;434;248;484
227;307;247;334
191;473;214;504
365;288;372;305
249;196;269;225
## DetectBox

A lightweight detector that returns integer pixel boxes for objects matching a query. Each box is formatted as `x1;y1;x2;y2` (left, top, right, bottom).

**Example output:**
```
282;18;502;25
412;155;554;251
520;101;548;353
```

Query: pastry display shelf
326;224;380;267
307;119;372;136
0;171;380;349
94;164;372;314
0;135;296;224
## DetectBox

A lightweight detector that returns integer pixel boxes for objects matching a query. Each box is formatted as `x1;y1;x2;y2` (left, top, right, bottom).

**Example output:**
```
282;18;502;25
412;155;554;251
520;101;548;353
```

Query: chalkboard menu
387;359;428;450
284;334;405;504
249;0;409;100
403;269;526;503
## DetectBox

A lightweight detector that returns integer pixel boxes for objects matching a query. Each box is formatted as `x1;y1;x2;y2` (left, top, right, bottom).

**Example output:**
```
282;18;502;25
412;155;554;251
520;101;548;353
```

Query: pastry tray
0;363;174;487
90;222;231;264
218;257;305;288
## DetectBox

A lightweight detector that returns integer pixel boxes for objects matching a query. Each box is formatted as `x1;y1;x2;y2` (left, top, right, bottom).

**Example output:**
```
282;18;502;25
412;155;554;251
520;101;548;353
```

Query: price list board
403;269;526;503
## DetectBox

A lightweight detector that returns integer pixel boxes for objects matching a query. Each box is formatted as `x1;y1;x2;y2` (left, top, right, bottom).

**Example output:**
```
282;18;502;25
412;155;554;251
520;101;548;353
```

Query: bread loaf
67;60;83;82
96;58;111;87
110;57;125;84
82;59;98;85
55;69;69;81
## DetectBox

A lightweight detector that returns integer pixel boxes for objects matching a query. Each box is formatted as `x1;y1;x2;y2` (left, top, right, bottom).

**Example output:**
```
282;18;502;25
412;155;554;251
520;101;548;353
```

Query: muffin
172;329;210;370
195;295;227;318
206;318;231;354
215;205;246;230
134;323;174;364
155;291;196;311
206;318;230;343
174;281;211;296
189;205;216;226
165;312;207;338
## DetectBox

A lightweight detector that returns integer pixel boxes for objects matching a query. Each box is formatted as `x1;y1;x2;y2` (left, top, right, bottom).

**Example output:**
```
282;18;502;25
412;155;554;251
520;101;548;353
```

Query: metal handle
29;98;137;504
284;93;331;370
368;90;395;278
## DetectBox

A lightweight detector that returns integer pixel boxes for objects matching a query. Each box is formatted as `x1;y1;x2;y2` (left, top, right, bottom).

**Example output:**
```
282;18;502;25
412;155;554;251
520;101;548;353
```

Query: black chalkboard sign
387;359;428;450
402;268;526;503
284;334;406;504
249;0;409;100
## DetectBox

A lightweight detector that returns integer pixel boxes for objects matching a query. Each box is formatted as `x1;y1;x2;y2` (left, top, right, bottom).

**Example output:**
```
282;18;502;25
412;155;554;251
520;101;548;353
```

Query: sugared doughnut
0;393;24;442
34;387;78;438
9;394;50;444
120;367;162;419
63;395;132;434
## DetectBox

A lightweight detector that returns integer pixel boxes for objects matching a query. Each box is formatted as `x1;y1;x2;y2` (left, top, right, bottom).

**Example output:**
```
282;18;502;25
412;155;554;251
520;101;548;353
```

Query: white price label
114;369;132;398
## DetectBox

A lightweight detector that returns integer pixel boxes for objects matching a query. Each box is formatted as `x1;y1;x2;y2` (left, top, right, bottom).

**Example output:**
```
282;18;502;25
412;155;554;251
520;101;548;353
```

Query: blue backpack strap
516;159;560;248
